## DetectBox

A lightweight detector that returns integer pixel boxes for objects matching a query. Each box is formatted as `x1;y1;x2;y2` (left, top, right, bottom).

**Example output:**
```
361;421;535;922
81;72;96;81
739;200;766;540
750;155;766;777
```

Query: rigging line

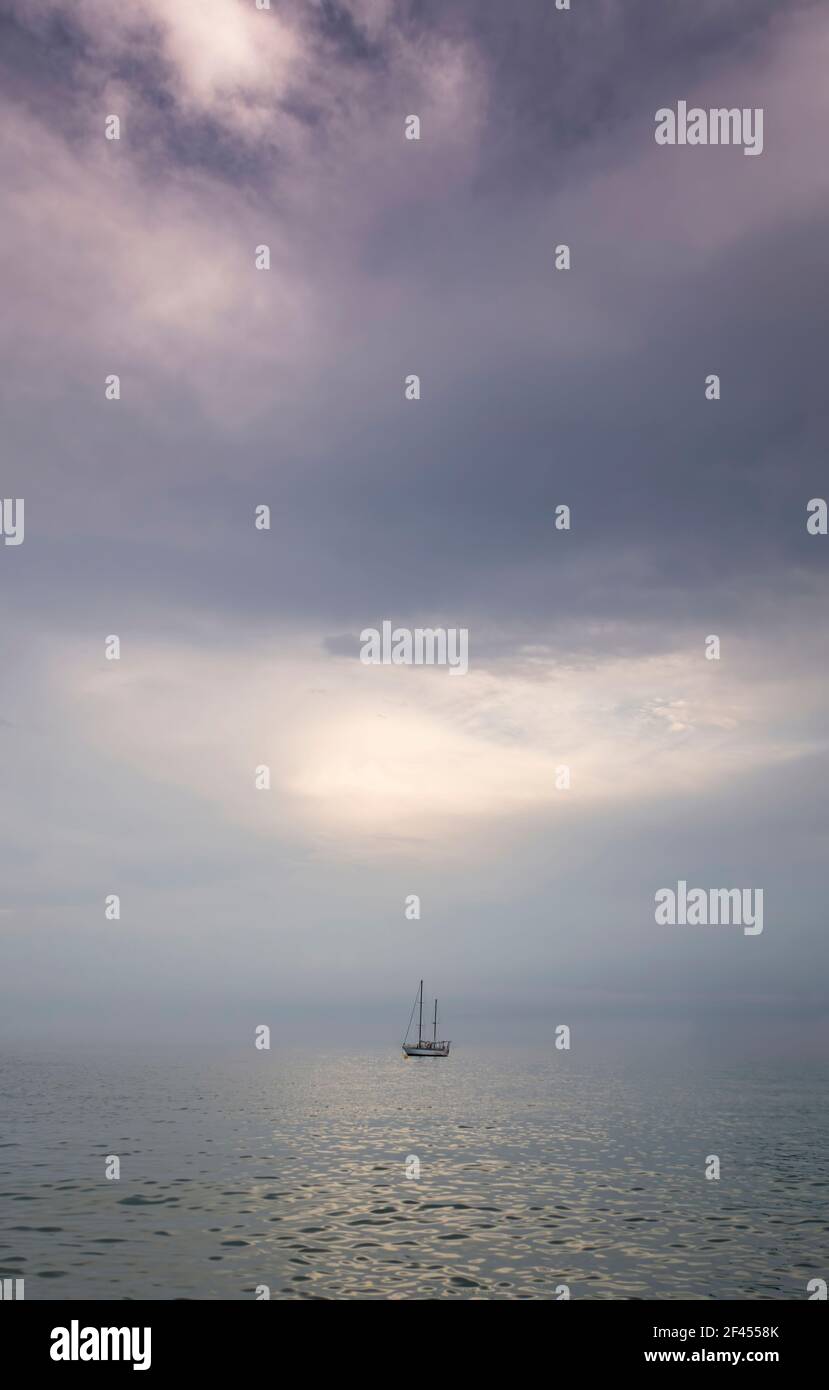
403;988;419;1044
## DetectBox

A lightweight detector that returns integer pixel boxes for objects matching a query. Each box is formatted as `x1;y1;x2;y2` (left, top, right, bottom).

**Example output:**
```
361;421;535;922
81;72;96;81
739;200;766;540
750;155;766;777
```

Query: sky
1;0;827;1053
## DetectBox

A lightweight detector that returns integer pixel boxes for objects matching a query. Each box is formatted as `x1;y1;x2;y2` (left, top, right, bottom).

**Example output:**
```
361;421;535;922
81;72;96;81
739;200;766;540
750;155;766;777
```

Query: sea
2;1046;826;1300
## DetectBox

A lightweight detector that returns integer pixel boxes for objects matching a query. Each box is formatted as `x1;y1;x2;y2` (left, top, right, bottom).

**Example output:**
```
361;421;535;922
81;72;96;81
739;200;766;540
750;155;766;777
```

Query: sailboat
402;980;451;1058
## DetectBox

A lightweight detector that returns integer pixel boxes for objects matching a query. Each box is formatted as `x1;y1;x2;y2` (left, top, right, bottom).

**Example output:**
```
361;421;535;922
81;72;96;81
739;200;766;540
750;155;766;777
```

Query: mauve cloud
1;0;828;1031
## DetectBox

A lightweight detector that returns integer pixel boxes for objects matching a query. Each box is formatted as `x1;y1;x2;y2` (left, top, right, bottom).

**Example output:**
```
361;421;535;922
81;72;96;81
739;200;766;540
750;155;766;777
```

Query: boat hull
403;1044;451;1058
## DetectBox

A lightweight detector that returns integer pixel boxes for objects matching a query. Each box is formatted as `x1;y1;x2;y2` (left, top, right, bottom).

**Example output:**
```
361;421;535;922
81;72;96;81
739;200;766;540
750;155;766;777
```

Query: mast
433;999;438;1045
418;979;423;1045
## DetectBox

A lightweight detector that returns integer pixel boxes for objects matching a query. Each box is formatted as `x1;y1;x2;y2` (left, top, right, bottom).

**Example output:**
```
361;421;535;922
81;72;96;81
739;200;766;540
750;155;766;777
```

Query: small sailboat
402;979;451;1058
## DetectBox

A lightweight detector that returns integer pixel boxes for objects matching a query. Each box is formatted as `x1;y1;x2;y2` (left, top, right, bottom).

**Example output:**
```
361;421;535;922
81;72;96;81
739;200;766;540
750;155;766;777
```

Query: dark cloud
1;0;827;1030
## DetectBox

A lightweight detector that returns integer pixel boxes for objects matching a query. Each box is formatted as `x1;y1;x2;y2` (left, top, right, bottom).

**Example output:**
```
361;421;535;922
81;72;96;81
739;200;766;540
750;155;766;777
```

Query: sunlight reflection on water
2;1048;826;1299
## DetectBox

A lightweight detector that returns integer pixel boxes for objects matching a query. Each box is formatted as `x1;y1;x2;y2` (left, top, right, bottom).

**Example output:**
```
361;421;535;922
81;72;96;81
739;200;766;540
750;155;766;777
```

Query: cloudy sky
1;0;827;1051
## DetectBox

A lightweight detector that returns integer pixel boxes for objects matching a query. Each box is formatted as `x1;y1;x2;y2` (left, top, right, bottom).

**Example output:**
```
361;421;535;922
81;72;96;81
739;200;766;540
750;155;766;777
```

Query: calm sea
2;1047;826;1300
